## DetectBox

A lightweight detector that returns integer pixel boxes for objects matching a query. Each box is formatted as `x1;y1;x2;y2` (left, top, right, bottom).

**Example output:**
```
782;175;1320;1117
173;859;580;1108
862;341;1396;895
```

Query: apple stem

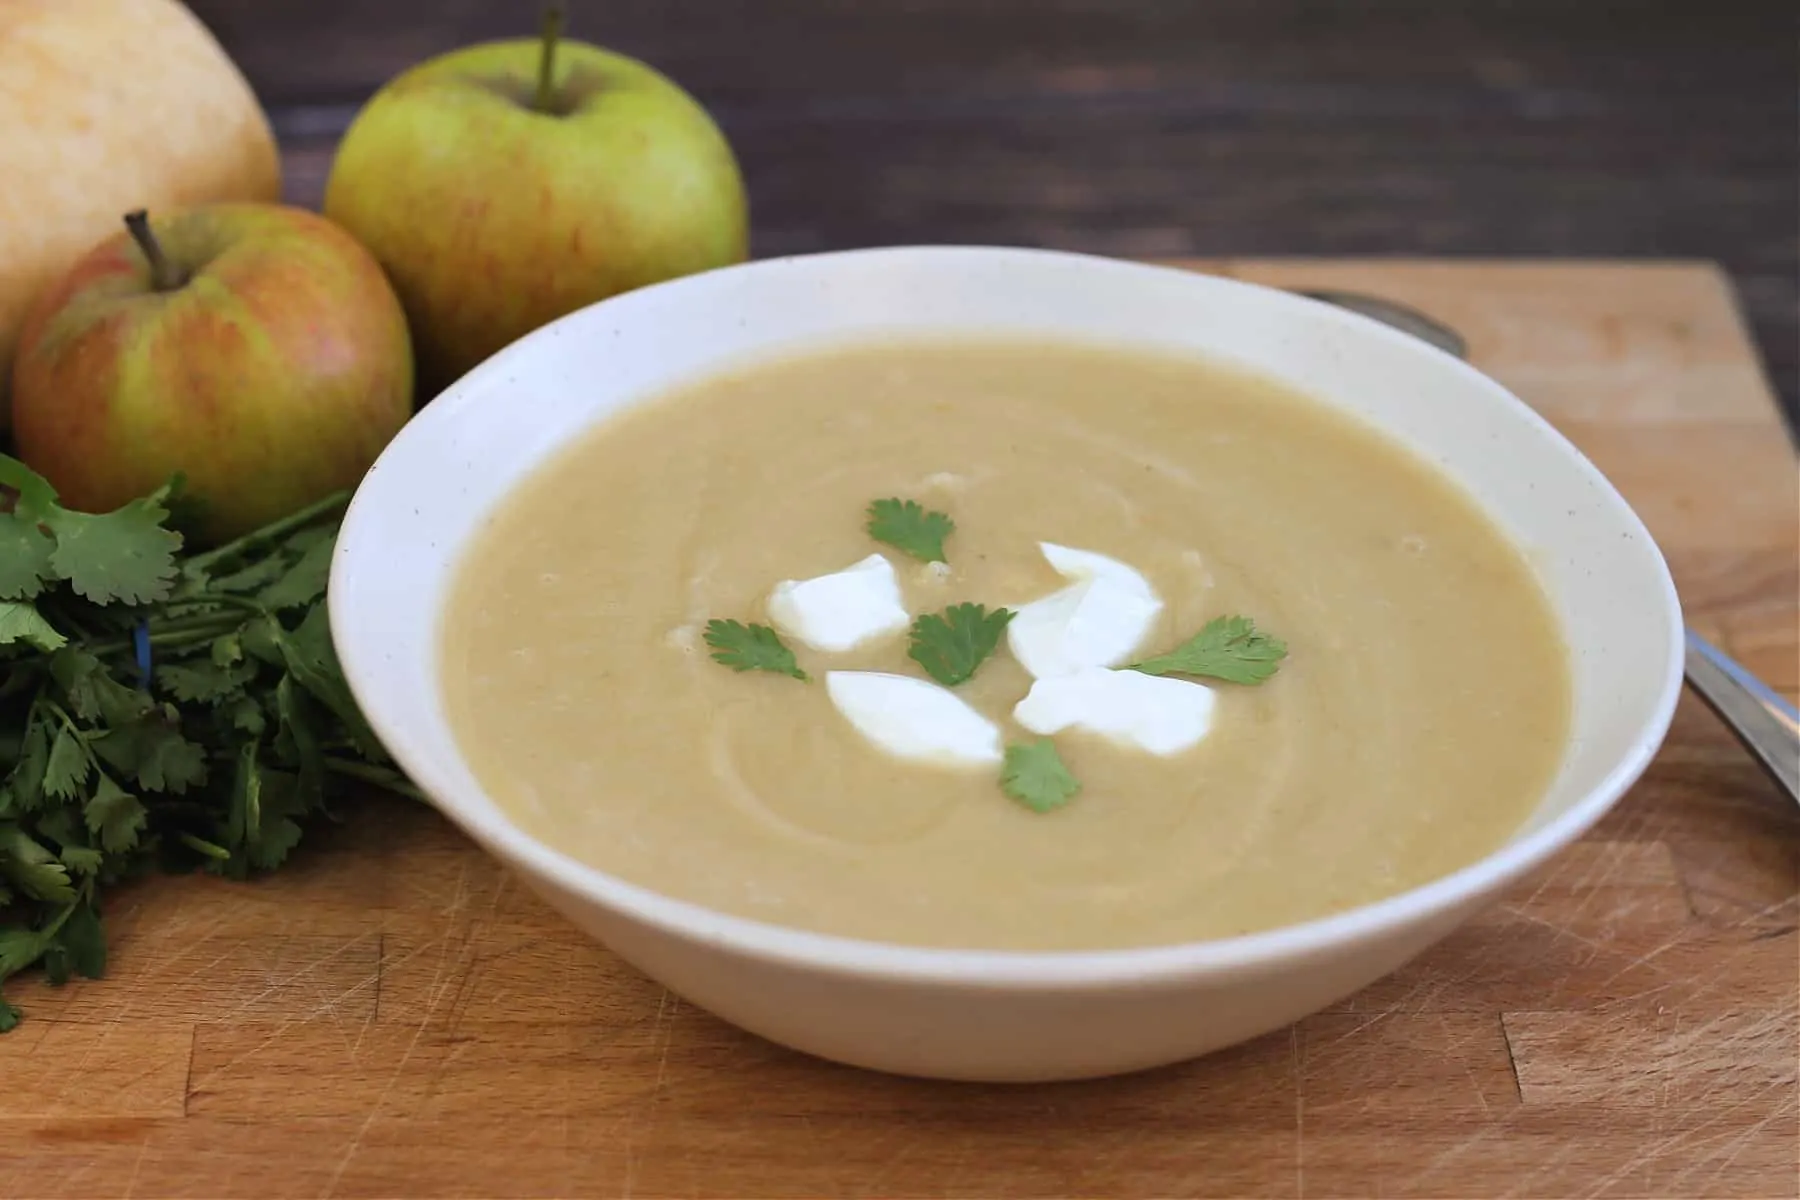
123;210;185;292
534;2;566;113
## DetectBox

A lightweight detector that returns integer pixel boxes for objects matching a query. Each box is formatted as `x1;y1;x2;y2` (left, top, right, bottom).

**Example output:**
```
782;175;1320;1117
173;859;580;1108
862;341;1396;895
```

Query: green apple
9;204;414;544
322;6;749;393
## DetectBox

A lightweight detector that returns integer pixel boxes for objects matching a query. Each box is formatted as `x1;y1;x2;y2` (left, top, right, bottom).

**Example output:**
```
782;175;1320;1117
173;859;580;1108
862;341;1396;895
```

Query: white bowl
329;247;1683;1082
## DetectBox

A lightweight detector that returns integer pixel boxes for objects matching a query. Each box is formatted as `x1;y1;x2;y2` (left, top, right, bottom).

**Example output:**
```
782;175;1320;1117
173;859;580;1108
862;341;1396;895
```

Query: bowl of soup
329;246;1683;1082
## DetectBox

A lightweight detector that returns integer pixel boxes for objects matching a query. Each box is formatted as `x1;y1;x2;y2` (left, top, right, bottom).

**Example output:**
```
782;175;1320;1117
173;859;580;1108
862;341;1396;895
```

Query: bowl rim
330;244;1687;990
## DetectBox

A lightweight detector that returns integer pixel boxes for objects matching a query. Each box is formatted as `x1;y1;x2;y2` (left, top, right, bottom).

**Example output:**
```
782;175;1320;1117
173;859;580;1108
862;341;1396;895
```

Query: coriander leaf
59;844;104;876
703;619;808;681
92;714;207;794
84;774;147;853
225;695;267;737
277;524;336;557
258;533;334;610
41;943;71;986
47;648;102;707
186;503;339;587
0;999;18;1033
0;600;65;652
866;498;954;564
156;661;254;705
0;926;45;975
51;648;153;726
33;807;78;849
41;488;183;605
211;632;244;667
0;454;57;515
7;720;48;812
0;825;76;902
279;604;385;759
42;727;89;800
251;816;305;873
240;615;286;667
1000;740;1082;814
907;603;1014;687
282;524;337;551
1128;615;1288;684
0;513;54;600
139;723;208;794
56;903;105;980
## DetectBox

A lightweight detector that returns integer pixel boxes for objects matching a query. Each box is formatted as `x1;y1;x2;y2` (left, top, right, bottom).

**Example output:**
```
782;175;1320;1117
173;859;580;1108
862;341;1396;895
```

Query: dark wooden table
189;0;1799;428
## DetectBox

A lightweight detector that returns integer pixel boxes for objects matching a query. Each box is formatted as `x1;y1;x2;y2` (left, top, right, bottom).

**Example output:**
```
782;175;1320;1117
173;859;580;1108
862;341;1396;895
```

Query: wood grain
1;261;1794;1198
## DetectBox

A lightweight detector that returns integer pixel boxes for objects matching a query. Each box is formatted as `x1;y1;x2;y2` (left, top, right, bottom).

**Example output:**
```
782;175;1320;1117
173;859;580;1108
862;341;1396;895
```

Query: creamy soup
440;338;1571;950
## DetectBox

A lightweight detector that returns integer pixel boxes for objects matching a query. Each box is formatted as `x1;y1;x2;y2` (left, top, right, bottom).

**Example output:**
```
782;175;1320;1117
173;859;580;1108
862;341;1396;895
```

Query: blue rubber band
133;621;152;690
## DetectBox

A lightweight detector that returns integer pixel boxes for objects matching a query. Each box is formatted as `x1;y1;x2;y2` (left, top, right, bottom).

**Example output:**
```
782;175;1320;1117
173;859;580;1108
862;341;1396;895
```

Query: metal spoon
1295;289;1471;360
1298;286;1800;806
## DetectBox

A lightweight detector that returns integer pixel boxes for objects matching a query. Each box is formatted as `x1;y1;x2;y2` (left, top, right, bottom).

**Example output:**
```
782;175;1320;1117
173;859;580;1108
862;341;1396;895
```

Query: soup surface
441;337;1571;950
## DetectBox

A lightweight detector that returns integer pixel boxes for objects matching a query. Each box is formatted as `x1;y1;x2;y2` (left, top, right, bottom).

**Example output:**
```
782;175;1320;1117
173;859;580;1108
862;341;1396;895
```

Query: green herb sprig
0;455;415;1031
866;498;954;564
1129;615;1288;684
701;496;1292;816
1001;740;1082;813
907;603;1013;687
703;619;808;681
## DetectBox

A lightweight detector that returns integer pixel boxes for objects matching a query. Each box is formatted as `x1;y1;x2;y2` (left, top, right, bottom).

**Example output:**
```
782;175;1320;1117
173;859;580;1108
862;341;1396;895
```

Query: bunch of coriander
0;455;414;1030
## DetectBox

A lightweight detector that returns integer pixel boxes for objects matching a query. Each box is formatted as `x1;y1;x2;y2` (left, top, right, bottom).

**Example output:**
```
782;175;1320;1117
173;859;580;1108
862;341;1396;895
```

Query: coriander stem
177;832;233;861
533;2;566;113
18;693;43;747
169;594;266;616
43;603;95;644
322;755;425;802
39;699;108;771
143;622;241;648
184;491;350;574
0;667;38;704
41;700;89;743
122;210;186;292
79;614;243;659
141;613;241;637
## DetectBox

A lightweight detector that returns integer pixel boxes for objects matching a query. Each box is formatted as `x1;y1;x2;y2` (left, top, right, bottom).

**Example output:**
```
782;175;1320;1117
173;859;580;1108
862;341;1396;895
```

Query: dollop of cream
1006;543;1164;680
767;553;909;652
1013;666;1217;756
825;671;1004;768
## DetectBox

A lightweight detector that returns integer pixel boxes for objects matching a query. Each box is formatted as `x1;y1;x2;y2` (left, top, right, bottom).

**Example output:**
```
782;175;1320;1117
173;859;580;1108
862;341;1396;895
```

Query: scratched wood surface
1;261;1795;1199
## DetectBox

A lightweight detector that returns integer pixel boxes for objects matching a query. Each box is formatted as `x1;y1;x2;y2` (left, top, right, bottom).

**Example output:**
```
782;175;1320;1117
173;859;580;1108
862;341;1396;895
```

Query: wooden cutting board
3;261;1795;1199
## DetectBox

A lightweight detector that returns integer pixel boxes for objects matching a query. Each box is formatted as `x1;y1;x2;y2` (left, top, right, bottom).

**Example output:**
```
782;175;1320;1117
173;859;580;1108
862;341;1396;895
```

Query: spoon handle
1294;287;1799;808
1683;628;1800;805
